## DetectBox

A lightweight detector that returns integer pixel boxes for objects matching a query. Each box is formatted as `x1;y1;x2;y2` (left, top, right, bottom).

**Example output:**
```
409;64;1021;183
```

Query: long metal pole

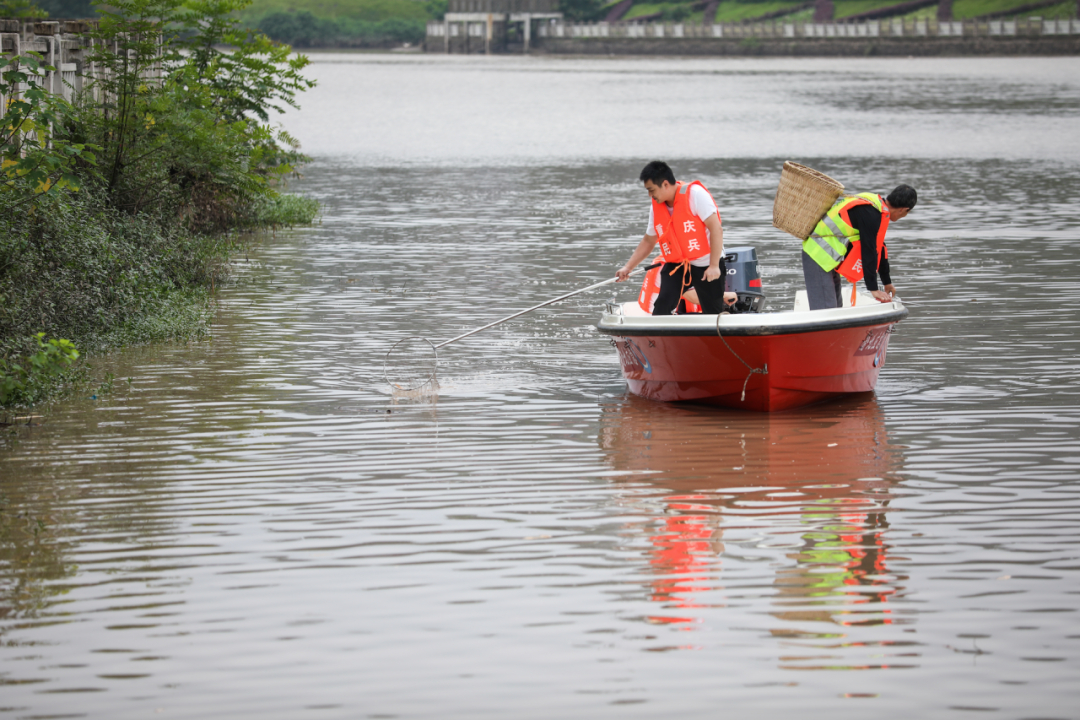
434;266;652;350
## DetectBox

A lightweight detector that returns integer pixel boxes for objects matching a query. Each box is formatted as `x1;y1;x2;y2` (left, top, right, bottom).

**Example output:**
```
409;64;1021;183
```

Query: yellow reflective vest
802;193;888;274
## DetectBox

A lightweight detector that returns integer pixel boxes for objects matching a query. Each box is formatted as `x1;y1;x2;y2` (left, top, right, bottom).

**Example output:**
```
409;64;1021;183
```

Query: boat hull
597;302;906;412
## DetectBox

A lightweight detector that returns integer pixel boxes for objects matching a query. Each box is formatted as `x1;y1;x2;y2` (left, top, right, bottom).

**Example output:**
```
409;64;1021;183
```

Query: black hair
639;161;676;186
887;184;917;209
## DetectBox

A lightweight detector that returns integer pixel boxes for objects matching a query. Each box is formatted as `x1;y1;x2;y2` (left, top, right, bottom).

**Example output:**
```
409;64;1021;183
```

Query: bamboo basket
772;162;845;240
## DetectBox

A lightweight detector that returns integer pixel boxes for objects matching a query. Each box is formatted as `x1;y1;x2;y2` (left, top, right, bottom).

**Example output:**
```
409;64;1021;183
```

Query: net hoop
384;336;439;391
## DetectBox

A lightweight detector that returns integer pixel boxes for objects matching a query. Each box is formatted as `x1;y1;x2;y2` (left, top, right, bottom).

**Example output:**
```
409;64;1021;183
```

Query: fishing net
381;272;637;394
384;337;439;392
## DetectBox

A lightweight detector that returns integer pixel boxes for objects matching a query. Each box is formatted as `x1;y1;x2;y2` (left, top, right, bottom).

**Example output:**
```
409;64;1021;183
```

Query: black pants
653;261;728;316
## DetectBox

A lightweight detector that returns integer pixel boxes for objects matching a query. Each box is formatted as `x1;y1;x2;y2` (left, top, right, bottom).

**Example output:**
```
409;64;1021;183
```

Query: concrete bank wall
533;35;1080;56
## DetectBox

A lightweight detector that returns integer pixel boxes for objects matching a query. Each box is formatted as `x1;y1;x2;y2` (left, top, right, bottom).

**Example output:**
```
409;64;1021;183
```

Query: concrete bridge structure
427;0;563;54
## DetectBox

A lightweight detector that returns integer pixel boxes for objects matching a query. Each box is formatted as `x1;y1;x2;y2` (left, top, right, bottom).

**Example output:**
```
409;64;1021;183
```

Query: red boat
597;296;908;412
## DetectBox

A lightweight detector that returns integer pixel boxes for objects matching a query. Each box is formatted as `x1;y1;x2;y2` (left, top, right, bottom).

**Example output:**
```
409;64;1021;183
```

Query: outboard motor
724;246;765;313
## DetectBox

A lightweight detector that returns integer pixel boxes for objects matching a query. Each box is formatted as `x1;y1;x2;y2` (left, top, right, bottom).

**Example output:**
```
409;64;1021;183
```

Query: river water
2;55;1080;719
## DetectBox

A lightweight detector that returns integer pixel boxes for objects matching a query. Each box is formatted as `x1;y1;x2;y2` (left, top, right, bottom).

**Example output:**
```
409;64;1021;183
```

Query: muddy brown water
2;55;1079;719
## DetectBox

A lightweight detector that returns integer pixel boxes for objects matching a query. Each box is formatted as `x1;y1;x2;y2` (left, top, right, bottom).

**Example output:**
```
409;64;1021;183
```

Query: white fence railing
2;20;164;113
428;17;1080;41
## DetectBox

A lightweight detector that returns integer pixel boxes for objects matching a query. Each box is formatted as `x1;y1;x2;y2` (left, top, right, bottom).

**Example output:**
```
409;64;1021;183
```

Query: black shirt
846;204;892;292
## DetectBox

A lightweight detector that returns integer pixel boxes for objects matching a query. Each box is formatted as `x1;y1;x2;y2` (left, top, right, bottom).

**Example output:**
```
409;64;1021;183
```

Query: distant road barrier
426;15;1080;52
535;17;1080;40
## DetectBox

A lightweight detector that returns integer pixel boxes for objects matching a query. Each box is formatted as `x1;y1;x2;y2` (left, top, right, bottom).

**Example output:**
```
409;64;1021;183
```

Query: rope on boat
715;314;768;403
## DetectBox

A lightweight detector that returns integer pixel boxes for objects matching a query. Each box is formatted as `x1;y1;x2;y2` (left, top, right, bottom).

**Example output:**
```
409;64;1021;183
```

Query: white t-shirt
645;184;721;268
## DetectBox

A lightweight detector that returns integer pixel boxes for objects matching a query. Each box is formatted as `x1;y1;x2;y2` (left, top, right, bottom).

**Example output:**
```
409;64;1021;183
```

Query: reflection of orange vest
638;256;700;314
835;196;890;284
652;181;713;264
648;512;714;624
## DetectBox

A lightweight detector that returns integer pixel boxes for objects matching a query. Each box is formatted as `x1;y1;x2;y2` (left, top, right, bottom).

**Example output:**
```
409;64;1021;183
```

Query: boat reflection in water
598;394;908;655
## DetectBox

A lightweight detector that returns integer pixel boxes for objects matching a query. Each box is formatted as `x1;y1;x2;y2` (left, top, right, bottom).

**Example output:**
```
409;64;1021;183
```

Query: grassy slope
892;0;1077;19
833;0;907;18
249;0;1076;24
623;1;813;22
868;0;1077;19
622;3;665;19
713;1;809;21
953;0;1076;17
618;0;1074;23
239;0;430;22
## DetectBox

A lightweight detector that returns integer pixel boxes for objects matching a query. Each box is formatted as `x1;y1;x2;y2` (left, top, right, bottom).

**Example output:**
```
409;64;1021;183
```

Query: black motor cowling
724;246;765;313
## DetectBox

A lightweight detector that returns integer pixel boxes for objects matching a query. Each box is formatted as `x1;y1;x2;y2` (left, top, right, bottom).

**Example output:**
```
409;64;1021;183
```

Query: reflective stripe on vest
813;214;850;262
802;193;885;273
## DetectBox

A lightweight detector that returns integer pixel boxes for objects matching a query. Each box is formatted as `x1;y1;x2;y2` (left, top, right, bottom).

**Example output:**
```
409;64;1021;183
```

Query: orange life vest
835;195;890;284
651;181;715;264
638;255;701;314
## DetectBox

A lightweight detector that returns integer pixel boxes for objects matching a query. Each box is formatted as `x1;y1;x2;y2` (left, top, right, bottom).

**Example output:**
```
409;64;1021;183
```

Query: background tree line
3;0;448;47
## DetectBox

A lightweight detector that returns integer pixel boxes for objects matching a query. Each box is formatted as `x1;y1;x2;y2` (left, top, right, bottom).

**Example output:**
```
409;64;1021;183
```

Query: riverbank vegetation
0;0;318;412
246;0;443;47
256;9;429;47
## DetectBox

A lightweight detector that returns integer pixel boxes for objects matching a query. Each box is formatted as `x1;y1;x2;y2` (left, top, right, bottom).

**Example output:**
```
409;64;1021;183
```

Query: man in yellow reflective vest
802;184;917;311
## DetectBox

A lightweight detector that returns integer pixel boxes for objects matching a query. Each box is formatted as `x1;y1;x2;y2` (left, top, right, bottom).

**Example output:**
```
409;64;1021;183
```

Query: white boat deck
620;289;886;318
600;292;908;337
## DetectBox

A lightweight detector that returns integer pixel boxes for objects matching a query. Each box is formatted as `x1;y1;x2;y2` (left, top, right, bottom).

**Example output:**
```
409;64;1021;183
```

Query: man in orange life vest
802;184;918;311
615;161;736;315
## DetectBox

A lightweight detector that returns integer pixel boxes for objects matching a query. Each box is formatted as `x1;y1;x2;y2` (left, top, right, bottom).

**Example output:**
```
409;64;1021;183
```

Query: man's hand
723;292;737;306
618;235;659;283
871;289;892;303
704;265;722;283
884;284;896;298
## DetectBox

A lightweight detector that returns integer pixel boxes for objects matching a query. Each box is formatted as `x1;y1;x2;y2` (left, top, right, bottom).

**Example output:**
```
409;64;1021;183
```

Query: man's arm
616;234;659;281
703;212;724;283
847;205;890;302
880;253;895;298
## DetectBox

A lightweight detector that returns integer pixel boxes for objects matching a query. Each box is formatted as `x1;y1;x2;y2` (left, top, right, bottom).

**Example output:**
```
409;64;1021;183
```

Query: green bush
425;0;447;20
0;187;232;355
0;334;80;408
0;0;320;410
0;0;47;17
258;10;426;46
560;0;604;21
1;54;99;209
241;0;430;23
73;0;315;224
259;10;328;46
661;4;692;20
256;193;321;227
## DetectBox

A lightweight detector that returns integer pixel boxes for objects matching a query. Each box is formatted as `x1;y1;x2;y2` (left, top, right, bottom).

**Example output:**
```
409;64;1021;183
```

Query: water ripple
3;61;1080;719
